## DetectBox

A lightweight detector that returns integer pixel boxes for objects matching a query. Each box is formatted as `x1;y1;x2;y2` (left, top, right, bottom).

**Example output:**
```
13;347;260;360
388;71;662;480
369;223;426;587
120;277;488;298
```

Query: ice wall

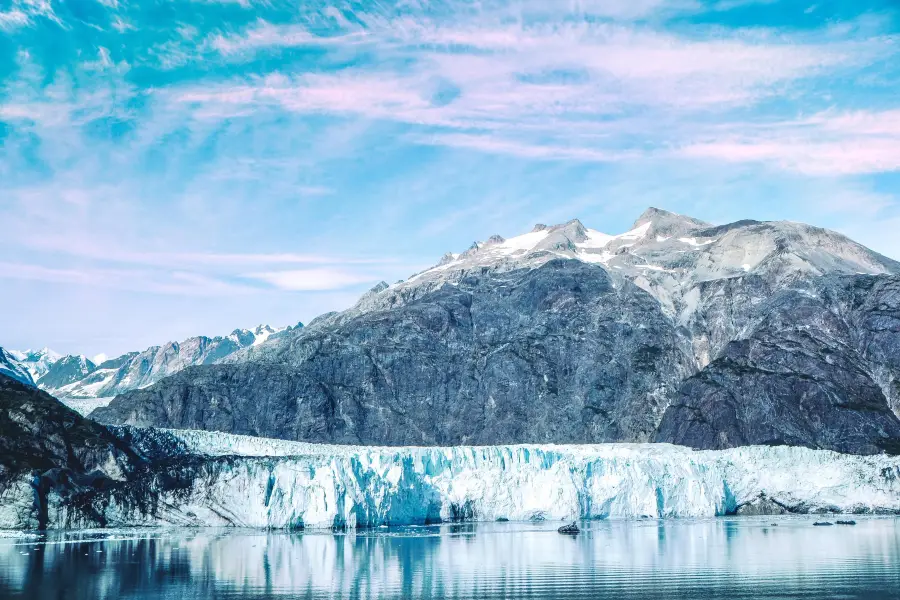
43;430;900;530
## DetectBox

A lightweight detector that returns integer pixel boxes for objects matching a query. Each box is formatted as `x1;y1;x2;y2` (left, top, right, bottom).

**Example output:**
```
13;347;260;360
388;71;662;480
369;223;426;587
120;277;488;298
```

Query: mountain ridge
90;208;900;455
3;323;301;413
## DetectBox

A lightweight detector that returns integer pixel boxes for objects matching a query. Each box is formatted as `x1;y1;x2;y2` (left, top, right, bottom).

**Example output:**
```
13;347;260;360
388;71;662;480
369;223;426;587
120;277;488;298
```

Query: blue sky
1;0;899;358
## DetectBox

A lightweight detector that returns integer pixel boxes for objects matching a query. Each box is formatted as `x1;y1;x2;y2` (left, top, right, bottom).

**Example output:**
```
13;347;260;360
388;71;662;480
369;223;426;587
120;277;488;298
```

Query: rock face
0;374;141;529
92;208;900;454
37;355;97;390
655;275;900;455
94;261;694;445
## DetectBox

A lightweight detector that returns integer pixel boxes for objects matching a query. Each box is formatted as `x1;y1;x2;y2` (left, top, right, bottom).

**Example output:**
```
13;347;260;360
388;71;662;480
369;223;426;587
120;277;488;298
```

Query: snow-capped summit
250;324;285;346
0;347;35;387
630;207;710;238
18;323;299;413
6;347;63;382
308;207;900;337
421;207;895;280
37;355;97;390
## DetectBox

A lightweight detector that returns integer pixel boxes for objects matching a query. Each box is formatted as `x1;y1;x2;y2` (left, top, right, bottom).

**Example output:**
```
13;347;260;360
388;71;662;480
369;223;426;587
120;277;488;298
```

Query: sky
1;0;899;358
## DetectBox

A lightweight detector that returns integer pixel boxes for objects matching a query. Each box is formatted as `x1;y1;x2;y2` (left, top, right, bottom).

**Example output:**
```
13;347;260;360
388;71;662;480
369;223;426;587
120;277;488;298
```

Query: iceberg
34;429;900;530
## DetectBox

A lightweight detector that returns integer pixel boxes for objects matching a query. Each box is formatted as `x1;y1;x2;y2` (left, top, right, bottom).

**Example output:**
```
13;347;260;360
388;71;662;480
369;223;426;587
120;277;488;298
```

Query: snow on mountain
43;323;295;408
0;347;35;387
6;347;62;382
37;355;96;390
27;428;900;530
283;209;893;341
251;324;281;346
328;207;900;367
391;208;899;316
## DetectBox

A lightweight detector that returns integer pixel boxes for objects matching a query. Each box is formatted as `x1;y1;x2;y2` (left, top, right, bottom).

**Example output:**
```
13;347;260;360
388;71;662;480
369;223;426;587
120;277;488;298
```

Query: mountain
91;209;900;454
37;355;97;390
3;371;899;529
5;347;62;382
0;347;35;387
23;324;298;413
0;373;142;529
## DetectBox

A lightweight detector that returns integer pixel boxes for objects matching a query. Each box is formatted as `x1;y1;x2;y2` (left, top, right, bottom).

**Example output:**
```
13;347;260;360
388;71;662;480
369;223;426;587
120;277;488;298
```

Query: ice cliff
27;429;900;530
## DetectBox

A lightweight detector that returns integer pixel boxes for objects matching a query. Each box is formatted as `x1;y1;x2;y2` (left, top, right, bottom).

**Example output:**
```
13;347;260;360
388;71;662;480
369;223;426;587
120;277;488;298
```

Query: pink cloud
678;109;900;175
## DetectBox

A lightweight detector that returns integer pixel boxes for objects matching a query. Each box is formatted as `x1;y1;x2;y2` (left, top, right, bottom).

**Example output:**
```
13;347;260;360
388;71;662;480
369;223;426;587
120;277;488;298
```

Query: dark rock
0;374;144;528
656;276;900;455
736;494;789;516
836;520;857;525
557;522;580;535
94;260;694;445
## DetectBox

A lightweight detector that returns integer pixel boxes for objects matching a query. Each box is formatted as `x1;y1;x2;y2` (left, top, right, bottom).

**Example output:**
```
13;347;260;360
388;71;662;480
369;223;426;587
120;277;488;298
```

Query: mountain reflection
1;518;899;599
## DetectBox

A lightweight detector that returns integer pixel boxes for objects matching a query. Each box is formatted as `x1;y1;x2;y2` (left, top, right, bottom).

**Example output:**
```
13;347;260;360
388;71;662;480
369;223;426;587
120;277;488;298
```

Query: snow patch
678;237;717;247
494;230;550;255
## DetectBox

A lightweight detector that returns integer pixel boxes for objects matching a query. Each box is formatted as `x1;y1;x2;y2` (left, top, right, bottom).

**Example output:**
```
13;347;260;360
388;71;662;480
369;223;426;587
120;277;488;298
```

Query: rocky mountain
0;347;34;387
92;208;900;454
37;355;97;390
5;325;298;413
0;373;142;529
5;347;61;383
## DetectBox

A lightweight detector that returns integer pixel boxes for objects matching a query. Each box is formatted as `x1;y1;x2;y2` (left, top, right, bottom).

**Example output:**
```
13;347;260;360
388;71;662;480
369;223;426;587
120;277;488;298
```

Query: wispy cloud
0;9;29;30
2;0;900;355
0;261;255;296
170;15;896;167
677;109;900;175
417;132;630;162
207;21;369;55
247;268;380;291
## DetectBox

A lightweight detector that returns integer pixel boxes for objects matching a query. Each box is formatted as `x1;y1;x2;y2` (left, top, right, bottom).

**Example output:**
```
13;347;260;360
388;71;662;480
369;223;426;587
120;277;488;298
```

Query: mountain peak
632;207;710;237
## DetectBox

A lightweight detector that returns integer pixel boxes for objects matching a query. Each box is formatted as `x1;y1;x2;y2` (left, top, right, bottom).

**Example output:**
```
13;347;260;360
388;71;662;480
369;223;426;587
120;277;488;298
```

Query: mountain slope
655;275;900;454
92;209;900;454
93;260;694;444
6;347;62;382
40;324;298;409
37;355;97;390
0;374;142;528
0;348;34;387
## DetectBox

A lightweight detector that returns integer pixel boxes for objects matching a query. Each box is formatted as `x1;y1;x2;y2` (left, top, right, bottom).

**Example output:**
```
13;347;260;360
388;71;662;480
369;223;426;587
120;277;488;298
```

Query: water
1;517;899;599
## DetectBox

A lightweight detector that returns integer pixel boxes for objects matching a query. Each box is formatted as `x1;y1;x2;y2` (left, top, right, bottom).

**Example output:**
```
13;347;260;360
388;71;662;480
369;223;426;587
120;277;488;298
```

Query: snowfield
38;429;900;531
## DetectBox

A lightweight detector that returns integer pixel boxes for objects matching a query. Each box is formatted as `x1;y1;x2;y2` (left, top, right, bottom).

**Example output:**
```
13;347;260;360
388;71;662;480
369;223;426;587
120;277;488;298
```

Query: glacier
30;429;900;531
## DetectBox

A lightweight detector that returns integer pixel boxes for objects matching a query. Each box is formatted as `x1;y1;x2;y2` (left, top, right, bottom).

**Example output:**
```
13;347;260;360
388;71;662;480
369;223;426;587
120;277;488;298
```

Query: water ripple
1;518;899;599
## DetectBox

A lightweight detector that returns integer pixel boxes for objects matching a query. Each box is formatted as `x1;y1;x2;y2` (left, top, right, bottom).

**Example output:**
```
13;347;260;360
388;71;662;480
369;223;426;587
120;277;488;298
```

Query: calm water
1;517;899;599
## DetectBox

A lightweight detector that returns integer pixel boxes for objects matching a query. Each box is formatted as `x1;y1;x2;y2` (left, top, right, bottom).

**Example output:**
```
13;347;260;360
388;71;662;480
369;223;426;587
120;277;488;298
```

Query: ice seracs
22;429;900;530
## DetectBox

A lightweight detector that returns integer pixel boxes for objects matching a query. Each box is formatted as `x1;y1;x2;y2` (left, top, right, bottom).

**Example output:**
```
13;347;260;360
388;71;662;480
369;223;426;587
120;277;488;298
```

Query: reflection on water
1;518;899;599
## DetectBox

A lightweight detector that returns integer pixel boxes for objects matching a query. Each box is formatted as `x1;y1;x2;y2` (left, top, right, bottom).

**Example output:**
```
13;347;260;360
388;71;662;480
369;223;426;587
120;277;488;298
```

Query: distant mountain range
0;324;300;411
85;208;900;455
